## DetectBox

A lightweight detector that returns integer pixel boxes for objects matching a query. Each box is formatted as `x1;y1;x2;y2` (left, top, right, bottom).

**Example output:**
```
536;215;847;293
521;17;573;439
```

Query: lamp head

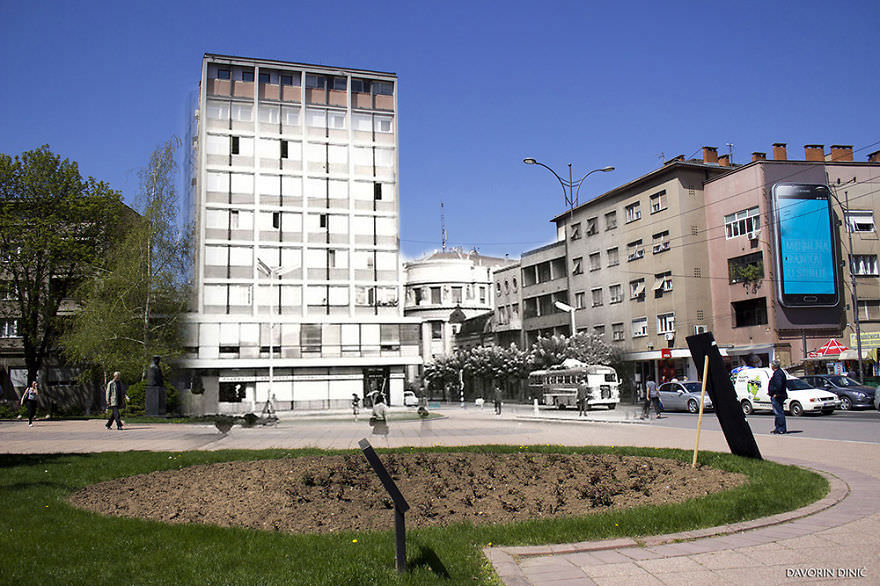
600;166;614;172
523;158;537;165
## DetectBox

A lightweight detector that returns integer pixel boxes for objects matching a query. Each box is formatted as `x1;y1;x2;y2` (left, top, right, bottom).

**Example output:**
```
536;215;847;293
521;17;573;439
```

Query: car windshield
682;382;702;393
786;378;813;391
826;376;860;387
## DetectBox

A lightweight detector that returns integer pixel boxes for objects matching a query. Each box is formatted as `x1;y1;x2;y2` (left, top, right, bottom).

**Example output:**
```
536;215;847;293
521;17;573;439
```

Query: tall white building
182;54;421;412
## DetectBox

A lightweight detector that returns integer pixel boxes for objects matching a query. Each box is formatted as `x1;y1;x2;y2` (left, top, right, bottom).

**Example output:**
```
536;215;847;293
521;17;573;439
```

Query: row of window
204;246;398;272
571;233;670;275
205;173;394;200
569;190;668;240
583;313;676;342
207;135;395;164
406;284;489;306
204;209;396;235
203;284;399;308
206;101;394;133
496;303;520;325
0;318;18;338
724;206;877;240
572;273;674;310
211;67;393;95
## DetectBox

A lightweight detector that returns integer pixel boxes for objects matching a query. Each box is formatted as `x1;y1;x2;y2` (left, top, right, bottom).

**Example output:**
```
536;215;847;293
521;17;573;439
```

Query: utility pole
440;201;447;252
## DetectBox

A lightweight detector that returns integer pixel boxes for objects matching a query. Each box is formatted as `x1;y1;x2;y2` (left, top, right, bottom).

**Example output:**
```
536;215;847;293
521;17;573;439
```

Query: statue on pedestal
145;355;166;416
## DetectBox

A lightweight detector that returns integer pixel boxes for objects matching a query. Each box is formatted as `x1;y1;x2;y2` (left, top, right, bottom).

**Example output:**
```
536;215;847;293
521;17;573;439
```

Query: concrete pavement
1;405;877;584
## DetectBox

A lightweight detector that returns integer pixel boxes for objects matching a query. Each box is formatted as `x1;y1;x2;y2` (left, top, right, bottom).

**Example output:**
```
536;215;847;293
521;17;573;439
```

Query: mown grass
0;446;827;585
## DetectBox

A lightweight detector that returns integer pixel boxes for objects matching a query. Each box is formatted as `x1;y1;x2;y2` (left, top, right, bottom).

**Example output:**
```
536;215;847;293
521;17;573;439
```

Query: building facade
704;144;880;373
520;150;732;384
182;54;421;413
403;248;513;359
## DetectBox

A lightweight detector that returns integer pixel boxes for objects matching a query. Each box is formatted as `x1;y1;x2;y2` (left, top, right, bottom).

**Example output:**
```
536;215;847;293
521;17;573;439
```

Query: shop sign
850;332;880;349
661;348;672;359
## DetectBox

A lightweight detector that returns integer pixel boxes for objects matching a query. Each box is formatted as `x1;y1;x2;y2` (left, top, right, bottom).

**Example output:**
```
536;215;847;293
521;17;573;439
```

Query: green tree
0;146;123;389
60;138;191;382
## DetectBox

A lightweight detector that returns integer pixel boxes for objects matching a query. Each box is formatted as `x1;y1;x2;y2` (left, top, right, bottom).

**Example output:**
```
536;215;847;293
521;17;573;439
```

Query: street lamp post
524;158;614;336
554;301;577;337
257;258;297;412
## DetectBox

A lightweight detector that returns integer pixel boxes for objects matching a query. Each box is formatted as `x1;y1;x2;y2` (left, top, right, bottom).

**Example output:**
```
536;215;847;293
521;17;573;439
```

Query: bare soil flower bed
69;452;745;534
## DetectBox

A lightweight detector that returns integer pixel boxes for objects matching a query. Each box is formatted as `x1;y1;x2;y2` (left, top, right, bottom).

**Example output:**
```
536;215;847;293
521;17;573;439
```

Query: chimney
702;146;718;164
752;152;767;162
829;145;854;162
772;143;787;160
718;154;730;167
869;150;880;163
804;144;825;162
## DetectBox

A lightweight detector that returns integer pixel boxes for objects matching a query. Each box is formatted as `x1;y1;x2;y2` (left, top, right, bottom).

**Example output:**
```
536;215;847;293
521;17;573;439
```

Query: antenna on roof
441;201;447;252
726;143;734;164
657;152;666;164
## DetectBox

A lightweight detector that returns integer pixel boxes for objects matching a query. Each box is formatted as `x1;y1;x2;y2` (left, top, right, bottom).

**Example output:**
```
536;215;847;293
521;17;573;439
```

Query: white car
733;367;838;416
403;391;419;407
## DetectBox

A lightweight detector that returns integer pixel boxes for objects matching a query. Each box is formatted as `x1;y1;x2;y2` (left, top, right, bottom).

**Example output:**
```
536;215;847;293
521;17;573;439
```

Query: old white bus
528;362;620;409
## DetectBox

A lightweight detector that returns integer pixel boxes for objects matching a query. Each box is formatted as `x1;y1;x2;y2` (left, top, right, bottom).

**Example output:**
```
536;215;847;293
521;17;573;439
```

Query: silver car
658;381;714;413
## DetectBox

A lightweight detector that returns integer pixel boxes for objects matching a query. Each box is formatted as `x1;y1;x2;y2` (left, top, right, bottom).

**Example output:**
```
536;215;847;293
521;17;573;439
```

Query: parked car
733;367;838;416
800;375;876;410
403;390;419;407
657;381;713;413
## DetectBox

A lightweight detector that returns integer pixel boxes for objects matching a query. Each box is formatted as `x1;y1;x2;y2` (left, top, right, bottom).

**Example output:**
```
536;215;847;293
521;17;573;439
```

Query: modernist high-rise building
182;54;421;412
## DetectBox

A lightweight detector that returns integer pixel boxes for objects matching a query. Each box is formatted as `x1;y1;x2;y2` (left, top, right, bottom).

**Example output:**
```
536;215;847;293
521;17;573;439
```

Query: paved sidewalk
1;407;878;583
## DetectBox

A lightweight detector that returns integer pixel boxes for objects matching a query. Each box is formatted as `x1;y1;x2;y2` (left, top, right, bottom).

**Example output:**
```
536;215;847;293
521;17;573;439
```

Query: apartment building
182;54;421;413
520;150;732;382
704;144;880;372
492;261;523;348
403;248;512;358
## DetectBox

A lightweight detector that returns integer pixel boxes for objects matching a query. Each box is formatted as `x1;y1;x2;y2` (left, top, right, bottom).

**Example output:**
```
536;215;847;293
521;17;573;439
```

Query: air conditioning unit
694;325;708;335
747;229;760;240
664;332;675;341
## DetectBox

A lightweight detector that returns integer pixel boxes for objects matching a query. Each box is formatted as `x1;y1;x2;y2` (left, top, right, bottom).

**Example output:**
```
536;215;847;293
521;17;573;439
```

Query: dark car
657;381;713;413
801;375;876;410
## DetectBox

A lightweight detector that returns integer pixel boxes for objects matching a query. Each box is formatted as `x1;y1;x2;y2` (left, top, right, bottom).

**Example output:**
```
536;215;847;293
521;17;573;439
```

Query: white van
733;367;839;416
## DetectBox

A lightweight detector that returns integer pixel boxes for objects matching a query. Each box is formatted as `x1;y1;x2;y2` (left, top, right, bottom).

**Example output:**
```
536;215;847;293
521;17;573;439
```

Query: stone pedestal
145;385;166;416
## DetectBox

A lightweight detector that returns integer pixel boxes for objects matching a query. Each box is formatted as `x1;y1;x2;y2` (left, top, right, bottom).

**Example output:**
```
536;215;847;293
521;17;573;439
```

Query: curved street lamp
523;158;614;209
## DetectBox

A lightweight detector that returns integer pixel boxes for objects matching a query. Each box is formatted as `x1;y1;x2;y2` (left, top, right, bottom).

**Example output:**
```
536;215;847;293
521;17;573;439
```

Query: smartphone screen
772;183;839;307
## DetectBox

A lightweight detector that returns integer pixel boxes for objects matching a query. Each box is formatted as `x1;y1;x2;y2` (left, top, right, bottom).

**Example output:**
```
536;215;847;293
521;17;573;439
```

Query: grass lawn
0;446;827;585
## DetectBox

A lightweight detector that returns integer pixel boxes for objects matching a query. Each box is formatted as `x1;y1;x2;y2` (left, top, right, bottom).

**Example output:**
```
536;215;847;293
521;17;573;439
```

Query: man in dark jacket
105;371;127;430
768;360;787;434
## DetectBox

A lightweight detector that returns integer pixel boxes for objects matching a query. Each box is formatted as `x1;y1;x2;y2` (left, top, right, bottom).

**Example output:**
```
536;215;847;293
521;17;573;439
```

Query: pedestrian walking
768;360;788;434
493;385;502;415
370;393;388;436
105;372;127;431
20;381;38;426
641;377;661;419
351;393;360;418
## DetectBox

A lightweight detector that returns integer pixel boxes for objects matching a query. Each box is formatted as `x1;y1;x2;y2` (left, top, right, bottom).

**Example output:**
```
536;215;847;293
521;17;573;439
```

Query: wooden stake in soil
358;438;410;573
692;355;710;468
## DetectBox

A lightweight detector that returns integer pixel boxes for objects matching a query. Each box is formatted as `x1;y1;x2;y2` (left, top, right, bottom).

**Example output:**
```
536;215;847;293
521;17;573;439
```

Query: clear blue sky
2;0;878;260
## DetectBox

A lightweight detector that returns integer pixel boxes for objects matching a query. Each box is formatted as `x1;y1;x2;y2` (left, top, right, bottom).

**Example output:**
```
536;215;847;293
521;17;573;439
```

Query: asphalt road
648;407;880;444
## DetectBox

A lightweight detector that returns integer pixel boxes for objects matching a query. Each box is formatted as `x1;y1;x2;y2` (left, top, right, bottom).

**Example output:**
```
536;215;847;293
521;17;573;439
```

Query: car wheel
741;400;753;415
789;401;804;416
687;399;698;413
839;396;852;410
607;404;615;410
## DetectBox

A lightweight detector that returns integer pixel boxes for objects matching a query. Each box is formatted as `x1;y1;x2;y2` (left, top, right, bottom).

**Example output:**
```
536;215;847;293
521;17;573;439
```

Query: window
846;210;876;233
612;322;624;341
625;201;641;223
305;74;326;89
652;231;669;254
570;222;581;240
511;303;519;317
609;284;622;304
328;112;346;130
0;318;18;338
728;252;763;284
607;247;619;267
657;312;675;334
301;324;322;352
280;73;300;86
649;190;668;213
575;291;585;309
452;286;463;304
591;288;603;307
851;255;879;276
374;116;393;133
259;72;271;84
332;77;347;91
632;317;648;338
593;325;606;339
280;141;288;159
230;136;240;155
272;212;280;229
373;81;393;95
725;206;760;239
217;68;230;80
431;321;443;340
627;240;644;261
585;217;598;235
430;287;441;304
605;211;617;230
857;300;880;321
0;281;15;300
653;271;672;296
630;278;646;300
732;298;768;327
589;252;600;271
572;257;583;275
241;70;254;82
352;78;370;93
480;286;487;304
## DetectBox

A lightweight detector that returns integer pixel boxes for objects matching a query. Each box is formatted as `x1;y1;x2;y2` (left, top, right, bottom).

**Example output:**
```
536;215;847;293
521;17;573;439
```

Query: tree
0;146;123;389
60;138;191;382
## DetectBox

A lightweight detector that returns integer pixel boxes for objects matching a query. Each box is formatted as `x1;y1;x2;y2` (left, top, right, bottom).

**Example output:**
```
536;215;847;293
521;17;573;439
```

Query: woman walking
20;381;38;427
